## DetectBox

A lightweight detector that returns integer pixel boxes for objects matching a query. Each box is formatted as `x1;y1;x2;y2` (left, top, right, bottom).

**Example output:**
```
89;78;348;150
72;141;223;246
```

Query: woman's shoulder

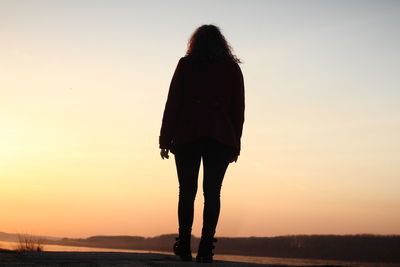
179;55;193;63
175;56;195;70
176;55;204;69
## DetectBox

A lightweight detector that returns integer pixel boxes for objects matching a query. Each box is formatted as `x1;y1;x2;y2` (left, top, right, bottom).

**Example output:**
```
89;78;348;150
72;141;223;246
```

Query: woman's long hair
186;24;241;64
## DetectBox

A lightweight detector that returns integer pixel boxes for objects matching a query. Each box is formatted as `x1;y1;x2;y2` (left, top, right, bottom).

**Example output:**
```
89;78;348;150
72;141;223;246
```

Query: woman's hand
160;149;170;160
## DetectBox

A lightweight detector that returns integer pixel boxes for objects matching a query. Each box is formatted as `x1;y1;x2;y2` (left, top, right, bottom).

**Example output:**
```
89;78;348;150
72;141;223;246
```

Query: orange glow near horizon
1;1;400;239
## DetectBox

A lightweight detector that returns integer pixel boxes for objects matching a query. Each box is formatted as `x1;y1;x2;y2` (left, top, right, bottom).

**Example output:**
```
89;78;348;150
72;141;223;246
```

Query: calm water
0;240;395;267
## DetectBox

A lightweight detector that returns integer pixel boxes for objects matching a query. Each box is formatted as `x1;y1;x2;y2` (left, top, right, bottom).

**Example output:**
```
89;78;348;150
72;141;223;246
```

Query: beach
0;249;285;266
2;241;397;267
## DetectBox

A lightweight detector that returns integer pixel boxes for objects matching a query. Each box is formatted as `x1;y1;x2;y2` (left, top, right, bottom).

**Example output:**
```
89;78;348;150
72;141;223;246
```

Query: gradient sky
1;0;399;238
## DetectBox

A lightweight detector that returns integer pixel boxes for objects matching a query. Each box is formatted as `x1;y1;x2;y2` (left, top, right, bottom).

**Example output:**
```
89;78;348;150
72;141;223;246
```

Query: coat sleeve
231;63;245;156
159;58;185;149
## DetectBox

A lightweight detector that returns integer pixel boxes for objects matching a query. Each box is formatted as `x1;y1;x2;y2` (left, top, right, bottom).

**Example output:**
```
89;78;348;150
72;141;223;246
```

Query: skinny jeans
172;136;235;239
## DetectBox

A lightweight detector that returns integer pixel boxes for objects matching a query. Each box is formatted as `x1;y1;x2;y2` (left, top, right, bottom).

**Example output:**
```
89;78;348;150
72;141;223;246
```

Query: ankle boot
196;237;218;263
173;235;192;261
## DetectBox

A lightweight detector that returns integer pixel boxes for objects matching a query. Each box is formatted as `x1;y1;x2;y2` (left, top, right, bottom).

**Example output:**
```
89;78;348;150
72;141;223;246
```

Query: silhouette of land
45;234;400;262
1;232;400;266
0;249;267;266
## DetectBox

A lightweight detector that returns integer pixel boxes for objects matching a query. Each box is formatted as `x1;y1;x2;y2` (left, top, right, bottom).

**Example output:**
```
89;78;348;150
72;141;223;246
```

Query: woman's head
186;24;241;63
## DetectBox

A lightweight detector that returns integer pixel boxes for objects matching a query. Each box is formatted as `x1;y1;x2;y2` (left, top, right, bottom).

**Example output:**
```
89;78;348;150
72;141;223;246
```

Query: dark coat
159;55;245;156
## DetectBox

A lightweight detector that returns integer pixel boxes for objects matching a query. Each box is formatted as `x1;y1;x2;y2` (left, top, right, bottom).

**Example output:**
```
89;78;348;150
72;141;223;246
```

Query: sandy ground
0;249;343;267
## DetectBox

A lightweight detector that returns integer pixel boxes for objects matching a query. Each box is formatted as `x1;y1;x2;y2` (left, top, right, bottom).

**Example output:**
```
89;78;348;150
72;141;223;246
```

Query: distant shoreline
2;232;400;263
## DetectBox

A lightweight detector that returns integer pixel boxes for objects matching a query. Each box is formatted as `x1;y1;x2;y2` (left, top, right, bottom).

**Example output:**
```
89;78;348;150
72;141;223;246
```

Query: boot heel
173;237;180;255
196;237;218;263
173;236;193;261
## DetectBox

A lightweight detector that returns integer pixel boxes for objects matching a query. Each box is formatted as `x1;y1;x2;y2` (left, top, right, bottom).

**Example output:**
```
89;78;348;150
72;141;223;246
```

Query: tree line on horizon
39;233;400;262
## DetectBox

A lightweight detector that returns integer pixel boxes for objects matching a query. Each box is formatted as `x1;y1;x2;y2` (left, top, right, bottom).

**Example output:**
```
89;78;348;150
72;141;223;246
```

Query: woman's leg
174;141;202;237
200;137;232;239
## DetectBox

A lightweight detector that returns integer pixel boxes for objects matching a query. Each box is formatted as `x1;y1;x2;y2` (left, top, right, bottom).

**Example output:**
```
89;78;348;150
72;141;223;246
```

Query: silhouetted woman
159;24;245;263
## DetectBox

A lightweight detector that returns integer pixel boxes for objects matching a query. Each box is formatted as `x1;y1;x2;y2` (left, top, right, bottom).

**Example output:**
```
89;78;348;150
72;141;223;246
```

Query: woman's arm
231;63;245;156
159;58;185;150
